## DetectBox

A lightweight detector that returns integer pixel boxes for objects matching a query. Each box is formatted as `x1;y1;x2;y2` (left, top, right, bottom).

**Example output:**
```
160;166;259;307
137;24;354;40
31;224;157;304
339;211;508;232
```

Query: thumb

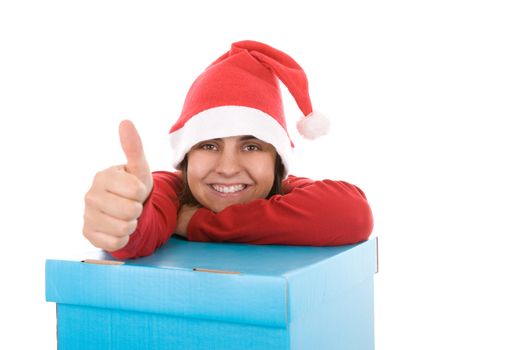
119;120;152;188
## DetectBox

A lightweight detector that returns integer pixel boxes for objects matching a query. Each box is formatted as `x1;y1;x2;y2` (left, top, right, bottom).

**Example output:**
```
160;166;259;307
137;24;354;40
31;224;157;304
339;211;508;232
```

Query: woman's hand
82;120;153;252
174;204;200;237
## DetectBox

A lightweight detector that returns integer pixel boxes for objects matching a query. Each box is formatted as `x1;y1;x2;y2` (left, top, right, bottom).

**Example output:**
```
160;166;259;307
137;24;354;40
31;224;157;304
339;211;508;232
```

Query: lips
209;184;248;194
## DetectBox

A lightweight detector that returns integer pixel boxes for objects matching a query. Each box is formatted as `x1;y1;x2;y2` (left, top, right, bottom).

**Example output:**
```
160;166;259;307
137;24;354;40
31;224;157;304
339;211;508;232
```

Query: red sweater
111;171;373;260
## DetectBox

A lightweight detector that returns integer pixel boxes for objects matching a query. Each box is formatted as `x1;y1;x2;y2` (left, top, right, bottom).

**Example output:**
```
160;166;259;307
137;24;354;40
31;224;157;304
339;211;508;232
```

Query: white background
1;1;524;349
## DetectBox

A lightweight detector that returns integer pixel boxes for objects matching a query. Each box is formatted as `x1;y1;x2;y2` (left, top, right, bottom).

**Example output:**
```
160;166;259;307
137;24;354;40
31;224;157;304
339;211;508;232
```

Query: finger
119;120;151;182
85;187;143;220
82;228;129;252
93;167;148;202
84;206;138;237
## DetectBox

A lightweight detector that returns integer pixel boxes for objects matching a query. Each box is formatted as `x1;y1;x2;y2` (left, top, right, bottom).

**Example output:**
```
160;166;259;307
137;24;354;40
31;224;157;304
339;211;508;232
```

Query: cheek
247;154;276;190
186;153;210;192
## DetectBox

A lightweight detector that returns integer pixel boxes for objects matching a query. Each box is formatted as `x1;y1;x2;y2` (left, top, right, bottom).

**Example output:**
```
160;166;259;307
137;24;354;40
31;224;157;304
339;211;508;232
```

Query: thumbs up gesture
83;120;154;252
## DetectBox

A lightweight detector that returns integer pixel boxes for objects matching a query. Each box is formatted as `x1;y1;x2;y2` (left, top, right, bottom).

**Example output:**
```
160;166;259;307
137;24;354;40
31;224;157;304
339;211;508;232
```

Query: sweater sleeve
187;175;374;246
110;171;182;260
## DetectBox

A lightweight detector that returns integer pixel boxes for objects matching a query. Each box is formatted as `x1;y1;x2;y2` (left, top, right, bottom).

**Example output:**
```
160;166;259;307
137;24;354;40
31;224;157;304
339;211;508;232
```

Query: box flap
46;237;377;327
285;238;378;322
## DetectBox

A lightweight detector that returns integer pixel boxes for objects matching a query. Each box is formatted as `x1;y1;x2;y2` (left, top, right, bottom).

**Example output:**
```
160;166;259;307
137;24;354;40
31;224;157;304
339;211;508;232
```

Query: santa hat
169;40;329;174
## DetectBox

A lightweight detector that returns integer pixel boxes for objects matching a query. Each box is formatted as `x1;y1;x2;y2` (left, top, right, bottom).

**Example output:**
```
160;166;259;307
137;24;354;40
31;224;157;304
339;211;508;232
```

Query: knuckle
122;202;142;220
93;167;116;188
128;220;138;235
82;210;89;223
104;240;120;252
106;236;128;252
82;227;90;239
130;181;146;200
93;170;105;183
117;221;135;237
133;202;143;218
84;192;96;207
82;228;98;246
83;215;96;234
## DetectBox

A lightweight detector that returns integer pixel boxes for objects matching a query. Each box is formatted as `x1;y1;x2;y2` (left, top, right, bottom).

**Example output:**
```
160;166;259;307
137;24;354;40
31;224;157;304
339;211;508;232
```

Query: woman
83;40;374;260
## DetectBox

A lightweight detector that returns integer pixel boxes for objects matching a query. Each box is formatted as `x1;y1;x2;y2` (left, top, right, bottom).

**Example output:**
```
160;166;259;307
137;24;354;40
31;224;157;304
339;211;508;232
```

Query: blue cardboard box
46;237;377;350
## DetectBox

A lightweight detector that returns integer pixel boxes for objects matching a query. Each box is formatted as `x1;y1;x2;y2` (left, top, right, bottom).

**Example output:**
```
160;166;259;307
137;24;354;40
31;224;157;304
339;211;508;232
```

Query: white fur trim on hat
170;106;294;175
296;111;330;140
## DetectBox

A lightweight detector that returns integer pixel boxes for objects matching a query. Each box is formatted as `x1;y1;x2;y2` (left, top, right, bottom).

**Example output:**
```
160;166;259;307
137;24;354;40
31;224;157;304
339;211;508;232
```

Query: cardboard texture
46;237;377;350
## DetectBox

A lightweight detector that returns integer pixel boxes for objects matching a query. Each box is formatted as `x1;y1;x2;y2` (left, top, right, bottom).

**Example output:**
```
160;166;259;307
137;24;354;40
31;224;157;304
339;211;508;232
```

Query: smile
209;184;248;194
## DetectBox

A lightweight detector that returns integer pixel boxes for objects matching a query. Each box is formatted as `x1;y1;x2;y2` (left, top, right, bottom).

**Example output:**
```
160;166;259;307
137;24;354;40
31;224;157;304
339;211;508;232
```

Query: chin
209;202;237;213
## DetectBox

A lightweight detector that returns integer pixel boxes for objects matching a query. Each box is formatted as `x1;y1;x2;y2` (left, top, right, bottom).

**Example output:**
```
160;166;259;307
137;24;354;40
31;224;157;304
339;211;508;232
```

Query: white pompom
296;111;330;140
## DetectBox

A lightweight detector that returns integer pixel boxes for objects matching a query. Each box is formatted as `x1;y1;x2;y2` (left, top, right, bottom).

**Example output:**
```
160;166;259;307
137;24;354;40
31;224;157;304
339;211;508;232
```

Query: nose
214;147;241;177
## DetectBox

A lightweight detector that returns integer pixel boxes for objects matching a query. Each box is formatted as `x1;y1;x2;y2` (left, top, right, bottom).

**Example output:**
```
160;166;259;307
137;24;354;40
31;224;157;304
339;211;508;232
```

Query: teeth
211;184;247;194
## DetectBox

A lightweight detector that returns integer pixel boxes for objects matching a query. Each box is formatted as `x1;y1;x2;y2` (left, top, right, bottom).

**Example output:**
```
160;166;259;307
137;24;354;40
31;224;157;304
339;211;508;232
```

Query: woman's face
186;135;277;212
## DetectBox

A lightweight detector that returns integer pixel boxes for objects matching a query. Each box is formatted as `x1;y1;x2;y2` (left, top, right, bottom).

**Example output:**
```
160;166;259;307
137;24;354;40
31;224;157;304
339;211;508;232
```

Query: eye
200;143;218;151
243;144;261;152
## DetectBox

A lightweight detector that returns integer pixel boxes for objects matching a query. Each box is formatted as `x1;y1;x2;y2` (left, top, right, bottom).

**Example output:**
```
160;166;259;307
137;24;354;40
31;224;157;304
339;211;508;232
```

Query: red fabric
110;171;374;260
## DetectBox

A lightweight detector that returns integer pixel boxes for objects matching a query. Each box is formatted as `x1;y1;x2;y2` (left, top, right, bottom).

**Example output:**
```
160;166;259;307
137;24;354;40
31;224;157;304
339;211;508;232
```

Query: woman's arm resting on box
186;175;374;246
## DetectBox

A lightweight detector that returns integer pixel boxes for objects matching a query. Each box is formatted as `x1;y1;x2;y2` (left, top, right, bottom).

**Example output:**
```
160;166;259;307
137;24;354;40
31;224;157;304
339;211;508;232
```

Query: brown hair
177;153;285;207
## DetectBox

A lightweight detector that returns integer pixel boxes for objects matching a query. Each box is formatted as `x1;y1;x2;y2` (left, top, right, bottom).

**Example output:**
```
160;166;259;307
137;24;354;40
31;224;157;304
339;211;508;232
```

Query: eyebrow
209;135;259;142
240;135;258;141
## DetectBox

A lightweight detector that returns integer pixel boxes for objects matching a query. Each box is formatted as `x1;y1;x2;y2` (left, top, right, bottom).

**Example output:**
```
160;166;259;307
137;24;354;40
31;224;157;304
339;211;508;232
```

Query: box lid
46;237;377;327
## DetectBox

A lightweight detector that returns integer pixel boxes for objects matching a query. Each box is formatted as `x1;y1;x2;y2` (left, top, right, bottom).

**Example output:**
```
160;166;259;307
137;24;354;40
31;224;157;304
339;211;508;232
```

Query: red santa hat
169;40;329;174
